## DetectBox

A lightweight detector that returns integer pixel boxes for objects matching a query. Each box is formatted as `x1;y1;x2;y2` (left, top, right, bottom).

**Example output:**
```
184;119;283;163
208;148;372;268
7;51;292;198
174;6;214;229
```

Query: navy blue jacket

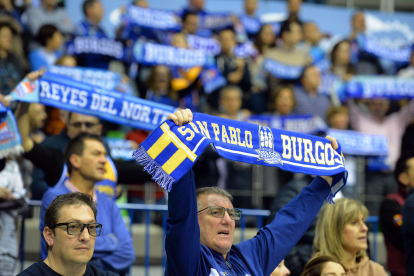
402;188;414;275
165;170;331;276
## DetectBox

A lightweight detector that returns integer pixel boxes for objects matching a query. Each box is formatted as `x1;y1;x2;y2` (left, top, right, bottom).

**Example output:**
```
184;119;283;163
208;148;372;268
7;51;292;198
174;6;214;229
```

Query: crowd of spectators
0;0;414;275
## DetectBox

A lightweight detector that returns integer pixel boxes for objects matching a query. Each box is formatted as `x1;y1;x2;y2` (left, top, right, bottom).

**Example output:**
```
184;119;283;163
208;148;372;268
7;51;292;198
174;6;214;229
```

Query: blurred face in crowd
275;88;295;116
44;204;96;266
288;0;301;15
301;66;320;92
368;99;389;119
28;103;47;130
0;26;12;52
58;56;77;67
190;0;204;10
303;22;321;45
86;0;104;24
410;50;414;67
183;14;198;34
283;22;302;47
47;30;63;51
220;88;242;116
244;0;257;16
328;112;349;130
66;113;102;139
133;0;148;8
320;262;346;276
153;65;170;91
333;41;351;66
352;12;365;34
197;194;235;259
260;24;275;46
219;30;236;55
42;0;57;7
72;139;107;182
270;259;290;276
342;213;368;255
398;157;414;189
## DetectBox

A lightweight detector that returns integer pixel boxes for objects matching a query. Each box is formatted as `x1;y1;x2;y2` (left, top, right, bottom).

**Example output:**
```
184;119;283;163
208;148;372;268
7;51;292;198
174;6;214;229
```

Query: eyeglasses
197;206;242;221
68;122;99;129
52;222;102;237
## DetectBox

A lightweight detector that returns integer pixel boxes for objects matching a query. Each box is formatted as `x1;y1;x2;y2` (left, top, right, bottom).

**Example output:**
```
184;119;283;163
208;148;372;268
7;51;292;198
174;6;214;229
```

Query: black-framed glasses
197;206;242;221
68;122;99;129
52;222;102;237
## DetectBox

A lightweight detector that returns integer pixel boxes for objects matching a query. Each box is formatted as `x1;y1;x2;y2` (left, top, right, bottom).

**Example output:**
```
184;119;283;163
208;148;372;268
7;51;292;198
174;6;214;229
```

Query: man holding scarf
164;109;339;276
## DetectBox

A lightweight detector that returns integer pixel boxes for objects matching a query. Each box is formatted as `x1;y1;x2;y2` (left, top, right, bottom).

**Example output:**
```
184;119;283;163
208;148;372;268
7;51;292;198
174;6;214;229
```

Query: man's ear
398;172;409;187
43;227;55;247
70;154;81;170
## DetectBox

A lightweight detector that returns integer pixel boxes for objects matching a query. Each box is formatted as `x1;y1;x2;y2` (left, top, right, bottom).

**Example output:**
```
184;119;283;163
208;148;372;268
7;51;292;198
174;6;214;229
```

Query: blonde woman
313;198;387;276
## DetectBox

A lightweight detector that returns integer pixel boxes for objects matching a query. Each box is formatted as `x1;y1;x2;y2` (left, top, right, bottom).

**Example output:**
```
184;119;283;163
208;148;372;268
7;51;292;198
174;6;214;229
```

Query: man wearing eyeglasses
18;192;117;276
165;109;338;276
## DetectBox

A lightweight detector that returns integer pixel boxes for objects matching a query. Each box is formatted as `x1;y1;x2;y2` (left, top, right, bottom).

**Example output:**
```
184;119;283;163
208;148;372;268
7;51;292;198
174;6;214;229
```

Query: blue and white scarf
186;34;221;56
66;36;125;60
318;73;341;97
239;15;261;36
49;66;133;94
246;114;327;135
0;103;23;158
133;113;348;203
8;73;175;131
123;5;181;32
105;137;136;161
356;35;412;63
234;41;259;58
198;13;234;31
338;76;414;100
263;59;304;80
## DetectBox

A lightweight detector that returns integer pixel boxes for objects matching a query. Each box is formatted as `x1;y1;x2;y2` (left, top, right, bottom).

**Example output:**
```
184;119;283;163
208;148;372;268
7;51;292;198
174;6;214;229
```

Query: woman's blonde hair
313;198;369;262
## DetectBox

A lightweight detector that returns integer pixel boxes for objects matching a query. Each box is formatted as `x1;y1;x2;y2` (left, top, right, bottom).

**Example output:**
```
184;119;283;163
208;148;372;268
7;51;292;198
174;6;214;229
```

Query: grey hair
196;187;233;210
219;85;243;100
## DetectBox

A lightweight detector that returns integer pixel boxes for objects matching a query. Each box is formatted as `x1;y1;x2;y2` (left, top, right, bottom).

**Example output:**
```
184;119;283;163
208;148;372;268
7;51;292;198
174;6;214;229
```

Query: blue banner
246;114;328;135
66;36;124;59
326;129;388;156
234;41;259;58
318;73;341;97
357;34;412;63
49;66;133;94
339;76;414;99
123;5;181;32
186;34;221;56
0;104;23;158
133;42;214;68
198;13;234;31
239;15;261;36
8;73;176;131
263;59;303;80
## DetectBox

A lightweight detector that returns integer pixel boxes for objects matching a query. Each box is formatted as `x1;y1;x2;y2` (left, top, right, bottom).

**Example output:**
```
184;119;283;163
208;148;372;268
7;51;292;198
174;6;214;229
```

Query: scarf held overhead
133;113;348;202
8;73;176;131
0;103;23;159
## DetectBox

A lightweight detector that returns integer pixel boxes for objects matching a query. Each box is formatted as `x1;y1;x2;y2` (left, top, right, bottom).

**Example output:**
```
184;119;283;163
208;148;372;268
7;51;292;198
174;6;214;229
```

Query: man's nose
79;226;91;242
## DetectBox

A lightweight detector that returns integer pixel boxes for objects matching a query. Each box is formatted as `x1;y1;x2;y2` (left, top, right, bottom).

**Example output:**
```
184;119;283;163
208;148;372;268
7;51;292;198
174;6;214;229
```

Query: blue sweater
39;183;135;274
165;170;330;276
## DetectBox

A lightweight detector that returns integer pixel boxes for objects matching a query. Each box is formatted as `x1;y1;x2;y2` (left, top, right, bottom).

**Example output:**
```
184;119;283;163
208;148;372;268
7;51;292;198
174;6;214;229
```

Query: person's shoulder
366;259;387;274
17;261;56;276
87;264;120;276
42;184;69;203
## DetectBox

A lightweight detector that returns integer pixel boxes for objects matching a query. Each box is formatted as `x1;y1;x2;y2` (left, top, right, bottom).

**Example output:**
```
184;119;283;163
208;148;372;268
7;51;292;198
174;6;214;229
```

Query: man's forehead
198;193;233;207
69;113;99;123
58;204;95;222
84;139;106;151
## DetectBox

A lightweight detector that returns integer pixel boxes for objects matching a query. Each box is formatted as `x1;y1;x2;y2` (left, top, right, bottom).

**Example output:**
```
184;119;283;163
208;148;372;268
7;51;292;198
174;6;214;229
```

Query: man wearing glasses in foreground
165;109;338;276
18;192;117;276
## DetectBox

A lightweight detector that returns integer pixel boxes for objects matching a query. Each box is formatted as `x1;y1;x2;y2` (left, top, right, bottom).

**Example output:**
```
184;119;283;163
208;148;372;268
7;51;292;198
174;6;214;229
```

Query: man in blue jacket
165;109;337;276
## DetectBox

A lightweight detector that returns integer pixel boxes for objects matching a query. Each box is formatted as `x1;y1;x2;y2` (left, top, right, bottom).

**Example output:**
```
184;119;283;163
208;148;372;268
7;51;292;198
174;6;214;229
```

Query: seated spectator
398;48;414;78
268;85;295;115
240;0;261;40
330;40;355;81
270;259;290;276
17;192;117;276
402;165;414;275
181;11;199;36
281;0;303;25
313;198;387;275
218;85;250;121
29;24;63;70
0;0;22;25
145;65;179;107
0;158;28;275
348;97;414;215
293;65;331;120
0;21;24;96
301;256;346;276
25;0;73;37
380;152;414;276
326;105;349;130
253;24;276;57
216;28;251;104
303;22;325;64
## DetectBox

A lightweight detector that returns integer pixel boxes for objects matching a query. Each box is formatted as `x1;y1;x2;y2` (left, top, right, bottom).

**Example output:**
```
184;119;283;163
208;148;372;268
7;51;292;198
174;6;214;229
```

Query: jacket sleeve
165;170;200;276
98;202;135;273
236;176;330;276
379;198;405;252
